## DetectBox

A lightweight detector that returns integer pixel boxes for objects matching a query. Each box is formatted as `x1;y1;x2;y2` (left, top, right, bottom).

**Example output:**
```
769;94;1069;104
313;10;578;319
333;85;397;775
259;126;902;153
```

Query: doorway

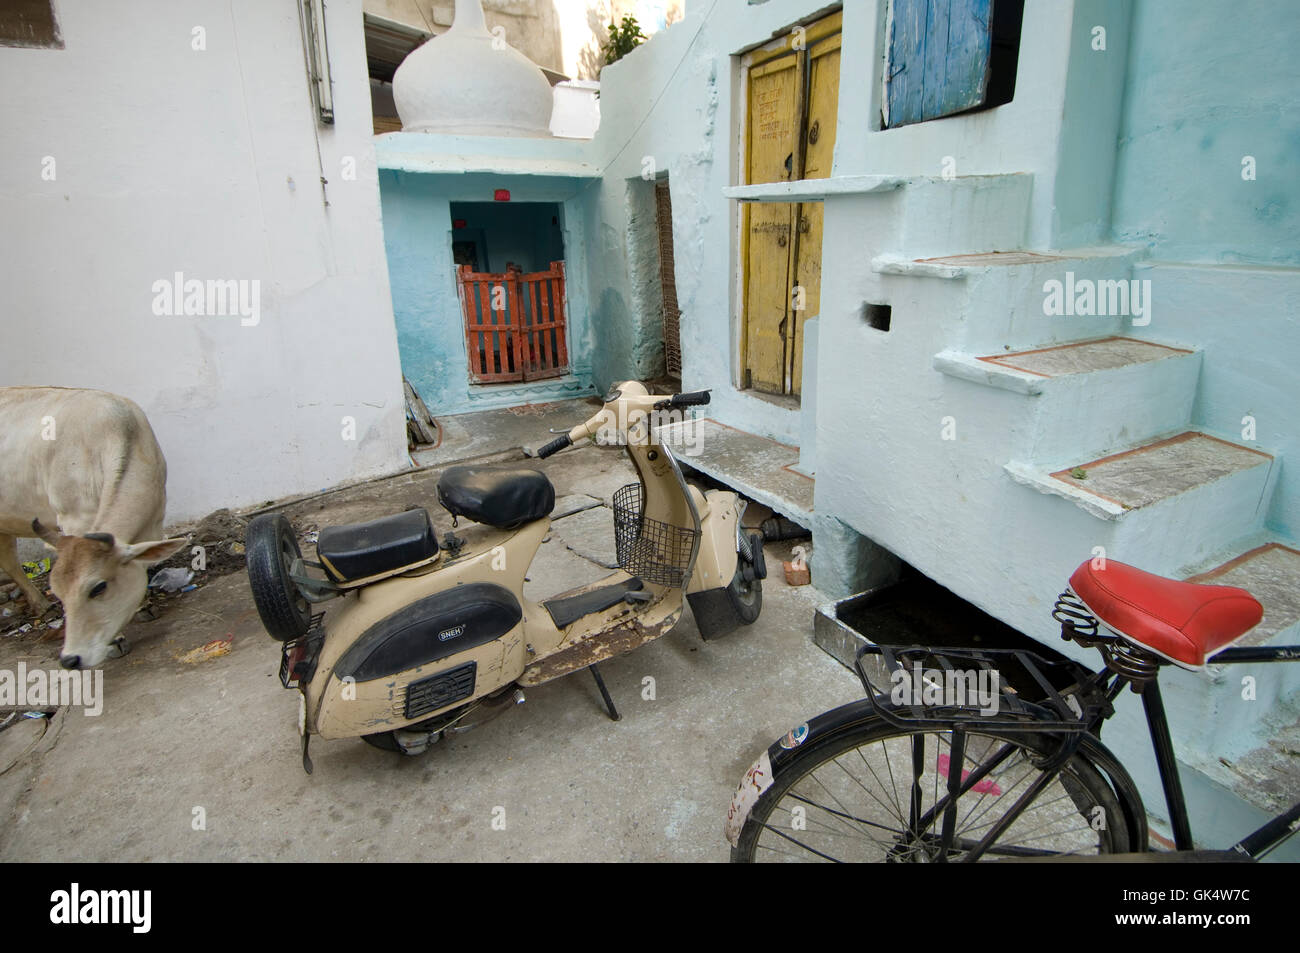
451;202;570;384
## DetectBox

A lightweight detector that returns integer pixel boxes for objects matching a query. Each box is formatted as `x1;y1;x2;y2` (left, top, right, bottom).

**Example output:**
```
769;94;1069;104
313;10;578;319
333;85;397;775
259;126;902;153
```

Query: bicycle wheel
733;718;1129;862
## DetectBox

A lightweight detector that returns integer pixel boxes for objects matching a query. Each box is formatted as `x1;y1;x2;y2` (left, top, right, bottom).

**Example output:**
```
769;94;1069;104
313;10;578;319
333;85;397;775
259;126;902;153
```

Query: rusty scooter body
245;382;766;769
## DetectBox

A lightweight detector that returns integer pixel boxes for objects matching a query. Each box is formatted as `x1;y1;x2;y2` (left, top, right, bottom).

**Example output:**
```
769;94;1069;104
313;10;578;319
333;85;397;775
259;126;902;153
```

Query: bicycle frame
1156;645;1300;859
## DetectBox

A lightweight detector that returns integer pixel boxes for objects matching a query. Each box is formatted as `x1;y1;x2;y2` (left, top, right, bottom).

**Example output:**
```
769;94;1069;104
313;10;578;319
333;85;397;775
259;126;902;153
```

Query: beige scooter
245;382;766;770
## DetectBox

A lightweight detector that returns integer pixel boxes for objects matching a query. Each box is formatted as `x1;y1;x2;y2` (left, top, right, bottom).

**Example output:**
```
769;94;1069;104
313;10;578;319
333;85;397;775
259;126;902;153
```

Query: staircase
862;200;1300;828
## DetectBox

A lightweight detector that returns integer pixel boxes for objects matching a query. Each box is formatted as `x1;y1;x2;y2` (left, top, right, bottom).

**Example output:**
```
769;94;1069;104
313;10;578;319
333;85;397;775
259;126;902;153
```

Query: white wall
0;0;409;525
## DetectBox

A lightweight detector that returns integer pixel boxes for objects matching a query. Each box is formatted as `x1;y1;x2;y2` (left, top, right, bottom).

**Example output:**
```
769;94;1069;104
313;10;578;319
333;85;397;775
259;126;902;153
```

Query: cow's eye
89;581;108;599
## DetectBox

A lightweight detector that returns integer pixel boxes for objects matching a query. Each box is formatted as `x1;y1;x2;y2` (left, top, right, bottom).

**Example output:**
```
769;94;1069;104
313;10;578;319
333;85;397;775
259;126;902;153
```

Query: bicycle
726;557;1300;862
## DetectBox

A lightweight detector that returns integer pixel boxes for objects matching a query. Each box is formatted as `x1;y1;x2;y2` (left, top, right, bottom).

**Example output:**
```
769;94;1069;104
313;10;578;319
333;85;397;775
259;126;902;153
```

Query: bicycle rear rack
855;643;1110;733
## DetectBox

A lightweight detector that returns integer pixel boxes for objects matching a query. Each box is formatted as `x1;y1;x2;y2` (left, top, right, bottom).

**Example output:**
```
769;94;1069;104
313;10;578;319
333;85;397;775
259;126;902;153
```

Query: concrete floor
410;398;603;468
0;439;860;862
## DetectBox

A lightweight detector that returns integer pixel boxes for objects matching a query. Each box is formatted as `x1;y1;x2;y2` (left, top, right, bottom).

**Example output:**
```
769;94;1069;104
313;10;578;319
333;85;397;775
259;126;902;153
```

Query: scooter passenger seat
317;509;439;583
437;466;555;530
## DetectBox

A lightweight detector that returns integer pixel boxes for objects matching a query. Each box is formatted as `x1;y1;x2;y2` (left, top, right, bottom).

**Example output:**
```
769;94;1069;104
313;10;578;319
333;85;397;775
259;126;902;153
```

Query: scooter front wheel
725;565;762;624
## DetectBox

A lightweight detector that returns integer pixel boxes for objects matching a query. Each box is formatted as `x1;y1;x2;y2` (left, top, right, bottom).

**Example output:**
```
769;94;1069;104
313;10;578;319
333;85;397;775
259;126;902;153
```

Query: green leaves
602;15;647;66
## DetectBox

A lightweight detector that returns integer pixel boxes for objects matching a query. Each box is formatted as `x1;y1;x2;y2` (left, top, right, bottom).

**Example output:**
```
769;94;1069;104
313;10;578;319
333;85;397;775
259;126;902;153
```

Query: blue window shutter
886;0;994;128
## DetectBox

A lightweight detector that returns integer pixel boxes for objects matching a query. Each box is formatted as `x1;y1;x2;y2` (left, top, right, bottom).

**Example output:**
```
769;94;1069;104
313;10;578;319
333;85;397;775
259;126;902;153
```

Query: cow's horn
85;532;116;547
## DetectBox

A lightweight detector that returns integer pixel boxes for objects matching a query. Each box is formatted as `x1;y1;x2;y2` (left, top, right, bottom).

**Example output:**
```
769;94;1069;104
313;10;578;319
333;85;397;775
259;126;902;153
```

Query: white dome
393;0;554;137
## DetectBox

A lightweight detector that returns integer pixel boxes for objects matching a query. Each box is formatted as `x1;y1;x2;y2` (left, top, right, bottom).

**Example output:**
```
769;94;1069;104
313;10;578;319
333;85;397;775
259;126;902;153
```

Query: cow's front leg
0;533;50;614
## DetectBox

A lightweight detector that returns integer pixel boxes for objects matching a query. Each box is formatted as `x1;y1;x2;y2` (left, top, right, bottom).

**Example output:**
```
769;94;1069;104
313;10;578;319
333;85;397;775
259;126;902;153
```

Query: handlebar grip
656;390;712;410
536;434;572;459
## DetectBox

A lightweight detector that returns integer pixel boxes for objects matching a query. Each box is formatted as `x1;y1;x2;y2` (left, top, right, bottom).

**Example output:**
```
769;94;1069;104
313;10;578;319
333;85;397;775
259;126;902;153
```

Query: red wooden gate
458;261;570;383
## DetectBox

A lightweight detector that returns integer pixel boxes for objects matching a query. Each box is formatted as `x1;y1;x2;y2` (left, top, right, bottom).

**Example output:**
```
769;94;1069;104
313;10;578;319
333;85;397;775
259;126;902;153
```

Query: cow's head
34;521;188;669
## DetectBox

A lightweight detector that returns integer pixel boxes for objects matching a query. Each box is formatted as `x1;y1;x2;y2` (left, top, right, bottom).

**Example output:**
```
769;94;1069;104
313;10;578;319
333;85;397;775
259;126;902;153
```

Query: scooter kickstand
589;664;621;722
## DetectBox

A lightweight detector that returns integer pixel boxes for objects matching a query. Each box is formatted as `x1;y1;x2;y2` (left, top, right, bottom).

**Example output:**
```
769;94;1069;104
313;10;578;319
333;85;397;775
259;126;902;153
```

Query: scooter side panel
314;627;524;738
335;582;521;681
304;519;546;737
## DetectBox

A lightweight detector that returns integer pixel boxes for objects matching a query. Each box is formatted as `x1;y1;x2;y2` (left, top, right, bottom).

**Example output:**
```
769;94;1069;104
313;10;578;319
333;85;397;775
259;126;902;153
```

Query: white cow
0;387;187;669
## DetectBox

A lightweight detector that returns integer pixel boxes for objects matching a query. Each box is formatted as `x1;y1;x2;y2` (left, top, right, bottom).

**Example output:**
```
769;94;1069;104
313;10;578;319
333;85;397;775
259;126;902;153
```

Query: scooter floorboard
544;577;645;629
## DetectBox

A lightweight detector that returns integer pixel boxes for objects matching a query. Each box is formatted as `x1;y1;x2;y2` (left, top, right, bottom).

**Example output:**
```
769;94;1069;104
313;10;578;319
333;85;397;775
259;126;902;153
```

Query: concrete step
936;336;1201;463
875;245;1150;352
1186;541;1300;647
1007;430;1278;576
656;417;814;527
1007;431;1274;520
893;174;1032;260
1156;542;1300;813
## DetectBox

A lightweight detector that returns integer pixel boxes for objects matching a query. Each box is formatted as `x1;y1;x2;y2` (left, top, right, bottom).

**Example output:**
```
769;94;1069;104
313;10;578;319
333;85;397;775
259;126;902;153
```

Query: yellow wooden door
741;12;841;398
742;52;802;394
789;30;841;396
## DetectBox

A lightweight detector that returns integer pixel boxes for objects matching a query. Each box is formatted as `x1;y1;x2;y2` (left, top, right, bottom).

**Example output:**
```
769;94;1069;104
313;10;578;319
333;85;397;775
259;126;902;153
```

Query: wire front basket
611;482;699;588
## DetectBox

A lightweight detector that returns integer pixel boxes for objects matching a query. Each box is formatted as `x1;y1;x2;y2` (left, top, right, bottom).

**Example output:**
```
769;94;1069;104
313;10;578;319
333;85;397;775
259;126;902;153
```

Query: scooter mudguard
687;488;741;594
685;488;747;640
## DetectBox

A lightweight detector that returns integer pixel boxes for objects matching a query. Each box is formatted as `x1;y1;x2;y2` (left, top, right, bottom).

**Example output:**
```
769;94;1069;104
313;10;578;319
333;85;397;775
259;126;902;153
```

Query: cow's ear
31;519;60;546
119;537;191;565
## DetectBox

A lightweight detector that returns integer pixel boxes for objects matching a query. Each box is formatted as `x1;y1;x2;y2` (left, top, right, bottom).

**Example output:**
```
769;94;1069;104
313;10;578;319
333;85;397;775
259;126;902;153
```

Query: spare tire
246;513;312;642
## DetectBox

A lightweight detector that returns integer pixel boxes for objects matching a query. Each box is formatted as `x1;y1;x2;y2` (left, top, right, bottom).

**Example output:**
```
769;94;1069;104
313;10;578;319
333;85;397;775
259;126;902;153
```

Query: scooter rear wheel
246;513;313;642
361;731;404;753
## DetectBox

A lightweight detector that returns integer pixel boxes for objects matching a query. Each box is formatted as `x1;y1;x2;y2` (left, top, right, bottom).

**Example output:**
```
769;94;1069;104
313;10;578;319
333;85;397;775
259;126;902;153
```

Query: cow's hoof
107;636;131;659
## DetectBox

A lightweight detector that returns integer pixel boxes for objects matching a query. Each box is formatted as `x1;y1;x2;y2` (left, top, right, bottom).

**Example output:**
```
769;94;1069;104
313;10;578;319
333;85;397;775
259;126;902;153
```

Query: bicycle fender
1074;732;1150;852
725;698;879;846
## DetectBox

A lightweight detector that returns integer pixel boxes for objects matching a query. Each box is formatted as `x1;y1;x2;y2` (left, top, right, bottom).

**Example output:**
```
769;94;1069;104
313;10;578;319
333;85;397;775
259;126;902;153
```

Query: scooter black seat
437;465;555;530
317;509;439;583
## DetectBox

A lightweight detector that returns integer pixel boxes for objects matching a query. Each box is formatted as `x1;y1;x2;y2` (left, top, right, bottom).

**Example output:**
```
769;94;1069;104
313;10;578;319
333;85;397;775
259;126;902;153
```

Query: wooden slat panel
886;0;992;128
654;180;681;377
743;47;803;395
538;278;554;371
552;262;569;368
525;278;539;374
788;31;841;396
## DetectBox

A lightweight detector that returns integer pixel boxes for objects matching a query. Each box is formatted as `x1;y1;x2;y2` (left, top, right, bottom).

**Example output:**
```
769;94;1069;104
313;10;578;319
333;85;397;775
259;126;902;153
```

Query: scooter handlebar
535;434;572;459
655;390;712;410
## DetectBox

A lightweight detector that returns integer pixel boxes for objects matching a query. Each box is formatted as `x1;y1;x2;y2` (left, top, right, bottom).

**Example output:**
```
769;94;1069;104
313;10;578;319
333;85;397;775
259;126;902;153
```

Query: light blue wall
378;170;597;415
1111;1;1300;266
1113;0;1300;538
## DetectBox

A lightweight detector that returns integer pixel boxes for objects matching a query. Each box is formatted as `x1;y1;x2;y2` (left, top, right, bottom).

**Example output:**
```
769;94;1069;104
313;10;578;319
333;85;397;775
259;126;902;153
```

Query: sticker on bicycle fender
725;750;773;847
779;723;809;749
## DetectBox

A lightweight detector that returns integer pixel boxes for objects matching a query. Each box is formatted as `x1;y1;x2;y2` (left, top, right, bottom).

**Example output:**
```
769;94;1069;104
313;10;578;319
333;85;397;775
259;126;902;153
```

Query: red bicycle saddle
1069;559;1263;669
